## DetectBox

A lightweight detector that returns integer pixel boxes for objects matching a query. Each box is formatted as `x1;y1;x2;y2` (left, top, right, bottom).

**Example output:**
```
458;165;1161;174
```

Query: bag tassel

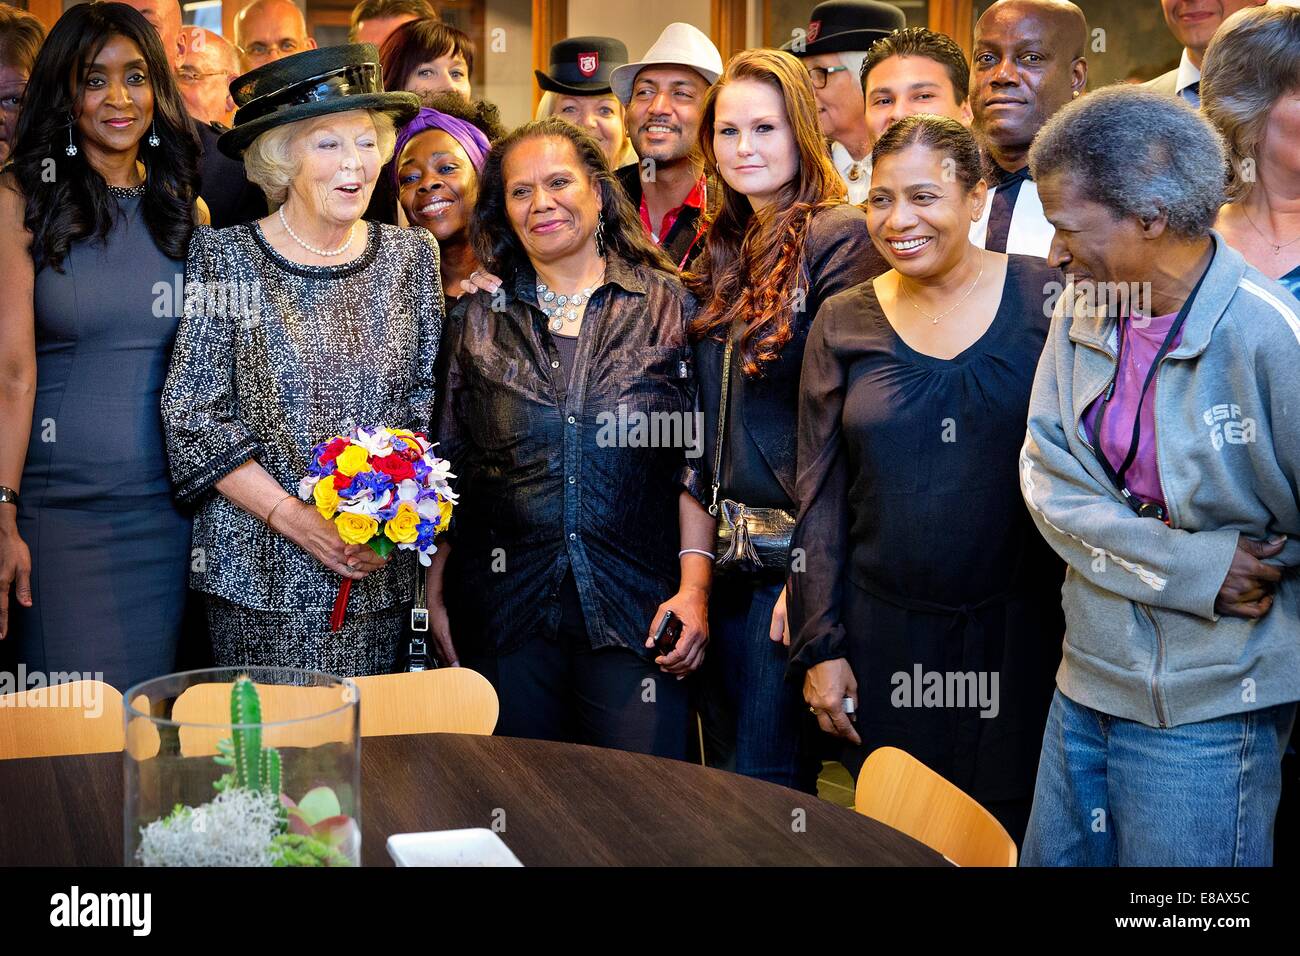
720;506;764;573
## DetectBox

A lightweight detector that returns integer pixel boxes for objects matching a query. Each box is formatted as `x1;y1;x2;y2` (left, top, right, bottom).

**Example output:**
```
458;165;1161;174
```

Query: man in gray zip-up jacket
1017;86;1300;866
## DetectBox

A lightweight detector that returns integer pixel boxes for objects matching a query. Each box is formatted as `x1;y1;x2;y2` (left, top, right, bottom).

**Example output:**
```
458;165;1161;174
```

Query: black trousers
468;573;691;760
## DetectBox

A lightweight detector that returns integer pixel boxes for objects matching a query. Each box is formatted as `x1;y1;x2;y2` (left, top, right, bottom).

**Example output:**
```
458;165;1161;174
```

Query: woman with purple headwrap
394;104;492;308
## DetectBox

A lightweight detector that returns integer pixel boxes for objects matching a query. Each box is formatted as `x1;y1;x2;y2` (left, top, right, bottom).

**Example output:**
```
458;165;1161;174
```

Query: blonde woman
534;37;637;171
1201;4;1300;299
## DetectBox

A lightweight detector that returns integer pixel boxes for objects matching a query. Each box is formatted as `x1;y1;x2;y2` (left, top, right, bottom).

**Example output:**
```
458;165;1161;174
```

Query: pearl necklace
278;206;357;258
537;281;596;332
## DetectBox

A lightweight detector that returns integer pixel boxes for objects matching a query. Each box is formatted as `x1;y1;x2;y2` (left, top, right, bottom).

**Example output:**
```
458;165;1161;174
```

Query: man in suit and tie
1146;0;1266;108
969;0;1087;258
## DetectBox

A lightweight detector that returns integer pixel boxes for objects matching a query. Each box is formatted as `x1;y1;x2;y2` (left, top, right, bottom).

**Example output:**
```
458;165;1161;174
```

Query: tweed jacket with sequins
162;221;443;611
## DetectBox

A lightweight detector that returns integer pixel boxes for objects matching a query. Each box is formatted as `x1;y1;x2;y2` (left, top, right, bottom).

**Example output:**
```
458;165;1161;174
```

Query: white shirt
1175;49;1201;108
831;141;872;205
968;176;1055;258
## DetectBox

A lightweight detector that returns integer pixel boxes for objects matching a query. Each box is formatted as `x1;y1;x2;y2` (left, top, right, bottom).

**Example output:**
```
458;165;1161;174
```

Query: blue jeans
698;576;818;793
1022;689;1296;866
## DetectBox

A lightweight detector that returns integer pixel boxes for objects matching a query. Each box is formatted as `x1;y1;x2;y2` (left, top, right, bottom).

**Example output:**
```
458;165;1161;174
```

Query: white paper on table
386;828;524;867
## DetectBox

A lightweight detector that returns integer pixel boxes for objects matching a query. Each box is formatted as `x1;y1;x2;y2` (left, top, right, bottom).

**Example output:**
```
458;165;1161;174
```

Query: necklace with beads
106;181;146;199
278;206;357;258
536;270;603;332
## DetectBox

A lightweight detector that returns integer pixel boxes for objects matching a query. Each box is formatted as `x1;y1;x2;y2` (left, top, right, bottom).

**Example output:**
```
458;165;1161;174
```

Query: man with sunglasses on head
784;0;905;204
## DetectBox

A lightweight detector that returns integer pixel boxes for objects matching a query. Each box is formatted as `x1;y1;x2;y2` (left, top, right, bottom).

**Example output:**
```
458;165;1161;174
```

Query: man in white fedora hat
609;23;723;268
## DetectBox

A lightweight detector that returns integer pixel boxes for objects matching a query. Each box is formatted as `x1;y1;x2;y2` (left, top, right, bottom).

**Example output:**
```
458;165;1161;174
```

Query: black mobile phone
653;610;683;656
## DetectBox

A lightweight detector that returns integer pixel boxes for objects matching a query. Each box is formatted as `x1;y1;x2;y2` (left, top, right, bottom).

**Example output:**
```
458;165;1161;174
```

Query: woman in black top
789;116;1064;841
427;119;714;759
686;50;887;792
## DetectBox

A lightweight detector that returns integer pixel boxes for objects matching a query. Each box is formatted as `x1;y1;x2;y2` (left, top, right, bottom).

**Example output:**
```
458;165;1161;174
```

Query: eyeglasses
244;39;301;58
807;64;849;90
177;69;229;84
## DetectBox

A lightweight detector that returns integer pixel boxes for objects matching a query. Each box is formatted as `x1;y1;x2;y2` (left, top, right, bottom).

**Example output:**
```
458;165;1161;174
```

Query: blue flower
415;519;437;550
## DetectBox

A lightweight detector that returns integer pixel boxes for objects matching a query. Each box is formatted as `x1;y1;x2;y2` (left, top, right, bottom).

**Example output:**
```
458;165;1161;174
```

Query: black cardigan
615;163;708;269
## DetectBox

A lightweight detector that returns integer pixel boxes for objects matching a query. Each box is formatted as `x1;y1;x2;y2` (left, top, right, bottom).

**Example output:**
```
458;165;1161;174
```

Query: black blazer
616;163;708;269
194;120;266;229
694;203;887;506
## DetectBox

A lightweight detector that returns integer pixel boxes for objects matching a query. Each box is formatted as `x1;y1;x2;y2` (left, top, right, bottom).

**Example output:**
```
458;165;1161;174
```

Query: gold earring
1073;90;1080;98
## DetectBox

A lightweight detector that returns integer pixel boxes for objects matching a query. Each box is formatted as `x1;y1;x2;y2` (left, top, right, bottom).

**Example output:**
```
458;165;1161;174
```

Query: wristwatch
0;486;18;507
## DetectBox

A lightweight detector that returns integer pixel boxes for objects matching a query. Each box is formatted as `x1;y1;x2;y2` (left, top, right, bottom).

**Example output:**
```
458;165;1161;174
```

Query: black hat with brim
218;43;420;159
535;36;629;96
780;0;907;57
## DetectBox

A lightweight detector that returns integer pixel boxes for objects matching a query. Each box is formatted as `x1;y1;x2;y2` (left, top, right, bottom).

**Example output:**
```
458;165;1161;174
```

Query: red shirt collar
640;174;707;245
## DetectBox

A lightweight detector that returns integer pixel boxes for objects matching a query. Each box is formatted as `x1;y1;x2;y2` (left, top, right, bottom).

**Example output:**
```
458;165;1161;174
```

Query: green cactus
212;677;282;806
231;675;263;793
261;746;281;797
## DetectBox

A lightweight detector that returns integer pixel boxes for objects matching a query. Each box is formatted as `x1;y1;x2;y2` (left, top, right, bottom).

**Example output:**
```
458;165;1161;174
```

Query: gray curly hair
1027;85;1227;240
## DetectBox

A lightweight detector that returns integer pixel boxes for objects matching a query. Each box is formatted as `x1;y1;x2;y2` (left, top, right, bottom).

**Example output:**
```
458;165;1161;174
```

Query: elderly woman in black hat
535;37;636;172
784;0;906;204
161;44;443;676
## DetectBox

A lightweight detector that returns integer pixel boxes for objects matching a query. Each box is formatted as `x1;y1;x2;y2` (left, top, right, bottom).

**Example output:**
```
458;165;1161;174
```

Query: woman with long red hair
686;48;886;791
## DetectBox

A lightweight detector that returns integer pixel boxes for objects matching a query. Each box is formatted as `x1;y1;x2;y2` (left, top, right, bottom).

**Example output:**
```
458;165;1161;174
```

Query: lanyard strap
1091;264;1209;512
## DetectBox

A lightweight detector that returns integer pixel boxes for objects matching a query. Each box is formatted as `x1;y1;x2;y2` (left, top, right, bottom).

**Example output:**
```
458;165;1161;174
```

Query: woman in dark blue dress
0;3;202;690
788;116;1064;844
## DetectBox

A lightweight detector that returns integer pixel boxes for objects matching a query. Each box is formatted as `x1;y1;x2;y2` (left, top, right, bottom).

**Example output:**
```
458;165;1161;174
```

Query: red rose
333;472;351;490
319;437;350;466
374;454;415;482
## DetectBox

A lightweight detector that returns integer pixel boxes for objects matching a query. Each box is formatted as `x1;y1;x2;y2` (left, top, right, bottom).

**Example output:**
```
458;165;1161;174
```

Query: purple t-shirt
1083;311;1182;511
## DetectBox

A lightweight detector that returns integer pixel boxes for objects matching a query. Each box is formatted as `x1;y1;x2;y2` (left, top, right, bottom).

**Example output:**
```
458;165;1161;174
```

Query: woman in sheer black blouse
788;116;1064;842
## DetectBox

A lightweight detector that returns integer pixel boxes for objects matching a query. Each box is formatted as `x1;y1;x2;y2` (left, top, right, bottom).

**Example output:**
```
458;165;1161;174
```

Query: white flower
423;456;454;483
297;475;319;500
355;426;394;458
395;479;421;502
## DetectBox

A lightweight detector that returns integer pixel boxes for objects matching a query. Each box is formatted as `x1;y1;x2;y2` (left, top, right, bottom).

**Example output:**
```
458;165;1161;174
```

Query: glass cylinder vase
123;667;360;867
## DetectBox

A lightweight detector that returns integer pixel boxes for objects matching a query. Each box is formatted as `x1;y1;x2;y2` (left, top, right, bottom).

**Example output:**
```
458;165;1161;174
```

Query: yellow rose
334;444;373;478
436;497;454;530
313;479;340;520
385;502;421;544
335;512;378;545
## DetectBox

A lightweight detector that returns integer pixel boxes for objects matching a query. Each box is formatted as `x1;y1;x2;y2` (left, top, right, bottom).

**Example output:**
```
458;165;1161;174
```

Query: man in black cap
969;0;1087;257
785;0;906;204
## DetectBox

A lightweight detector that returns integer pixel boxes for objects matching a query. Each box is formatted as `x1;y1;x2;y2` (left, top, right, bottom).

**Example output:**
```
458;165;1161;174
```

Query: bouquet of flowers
296;426;457;631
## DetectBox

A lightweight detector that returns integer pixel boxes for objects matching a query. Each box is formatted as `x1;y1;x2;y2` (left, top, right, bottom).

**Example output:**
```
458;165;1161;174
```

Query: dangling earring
65;113;78;157
147;120;160;147
594;214;606;258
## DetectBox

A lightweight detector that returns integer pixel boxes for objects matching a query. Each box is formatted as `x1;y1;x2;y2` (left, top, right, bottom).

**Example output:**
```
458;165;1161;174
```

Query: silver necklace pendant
550;318;563;332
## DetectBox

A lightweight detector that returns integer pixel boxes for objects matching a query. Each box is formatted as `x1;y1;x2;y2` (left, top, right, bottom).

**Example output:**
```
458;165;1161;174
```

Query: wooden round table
0;733;948;866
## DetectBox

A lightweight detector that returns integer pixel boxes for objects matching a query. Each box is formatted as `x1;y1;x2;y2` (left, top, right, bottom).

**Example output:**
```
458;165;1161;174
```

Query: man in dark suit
121;0;267;228
1145;0;1265;107
968;0;1088;257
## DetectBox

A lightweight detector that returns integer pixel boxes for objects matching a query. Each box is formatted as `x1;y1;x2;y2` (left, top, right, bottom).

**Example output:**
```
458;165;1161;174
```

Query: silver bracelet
678;548;715;560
